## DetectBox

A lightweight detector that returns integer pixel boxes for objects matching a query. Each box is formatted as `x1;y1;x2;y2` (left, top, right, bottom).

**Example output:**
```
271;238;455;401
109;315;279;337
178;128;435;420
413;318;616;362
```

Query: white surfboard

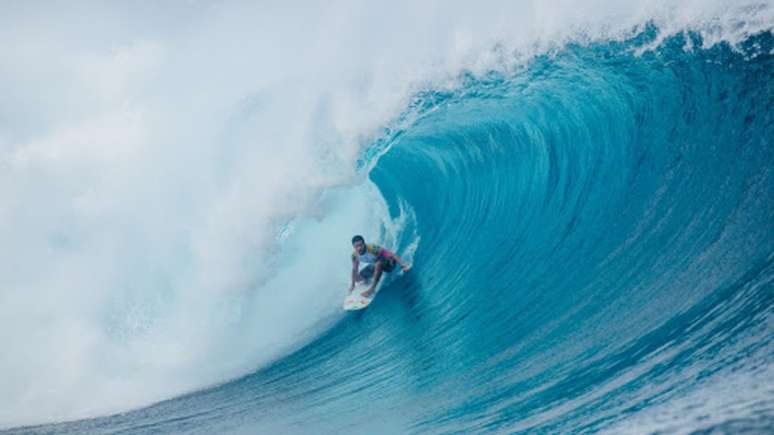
342;280;381;311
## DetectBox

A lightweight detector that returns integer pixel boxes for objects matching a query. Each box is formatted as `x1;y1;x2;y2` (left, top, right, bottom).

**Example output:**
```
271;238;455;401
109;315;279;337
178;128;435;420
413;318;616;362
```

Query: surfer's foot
361;289;375;298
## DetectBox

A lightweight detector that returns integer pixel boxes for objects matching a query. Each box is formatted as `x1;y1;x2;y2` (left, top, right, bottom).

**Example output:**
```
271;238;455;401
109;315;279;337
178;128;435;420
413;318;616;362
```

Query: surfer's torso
352;243;387;265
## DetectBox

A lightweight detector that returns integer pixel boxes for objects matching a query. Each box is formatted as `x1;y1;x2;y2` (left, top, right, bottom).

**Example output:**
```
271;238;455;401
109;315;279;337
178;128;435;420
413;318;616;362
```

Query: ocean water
1;2;773;434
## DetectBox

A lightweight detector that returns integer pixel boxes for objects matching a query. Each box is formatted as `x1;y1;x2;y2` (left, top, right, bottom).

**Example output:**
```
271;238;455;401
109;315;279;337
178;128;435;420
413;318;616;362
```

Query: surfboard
342;280;380;311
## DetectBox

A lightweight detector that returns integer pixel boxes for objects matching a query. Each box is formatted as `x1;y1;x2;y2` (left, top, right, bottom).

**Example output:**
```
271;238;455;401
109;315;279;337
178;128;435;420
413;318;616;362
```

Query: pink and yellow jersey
351;243;391;266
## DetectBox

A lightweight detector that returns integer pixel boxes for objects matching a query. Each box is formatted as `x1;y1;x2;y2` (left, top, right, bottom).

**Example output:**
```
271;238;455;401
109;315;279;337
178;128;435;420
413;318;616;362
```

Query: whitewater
1;1;772;433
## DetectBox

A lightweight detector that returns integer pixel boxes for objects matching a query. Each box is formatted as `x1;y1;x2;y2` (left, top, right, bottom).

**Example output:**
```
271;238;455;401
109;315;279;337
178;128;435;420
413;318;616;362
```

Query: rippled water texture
8;29;772;434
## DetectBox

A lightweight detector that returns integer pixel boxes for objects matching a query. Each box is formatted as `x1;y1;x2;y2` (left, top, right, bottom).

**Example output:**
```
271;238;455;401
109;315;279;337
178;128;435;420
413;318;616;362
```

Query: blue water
8;30;774;434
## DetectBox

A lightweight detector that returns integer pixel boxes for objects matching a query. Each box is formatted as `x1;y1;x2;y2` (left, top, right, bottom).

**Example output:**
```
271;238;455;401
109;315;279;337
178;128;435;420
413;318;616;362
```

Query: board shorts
359;258;396;280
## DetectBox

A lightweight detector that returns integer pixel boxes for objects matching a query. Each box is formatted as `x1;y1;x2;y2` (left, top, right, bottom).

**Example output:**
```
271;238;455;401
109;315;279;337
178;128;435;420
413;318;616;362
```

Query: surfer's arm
381;248;411;272
350;258;359;290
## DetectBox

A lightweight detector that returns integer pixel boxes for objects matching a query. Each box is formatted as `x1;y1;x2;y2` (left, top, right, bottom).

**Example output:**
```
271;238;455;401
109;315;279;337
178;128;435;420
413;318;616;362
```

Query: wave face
9;27;773;435
365;31;774;433
3;3;774;435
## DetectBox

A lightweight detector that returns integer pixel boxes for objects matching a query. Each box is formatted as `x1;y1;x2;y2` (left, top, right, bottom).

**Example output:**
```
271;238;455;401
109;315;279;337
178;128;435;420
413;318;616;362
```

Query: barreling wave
368;28;774;433
6;22;774;435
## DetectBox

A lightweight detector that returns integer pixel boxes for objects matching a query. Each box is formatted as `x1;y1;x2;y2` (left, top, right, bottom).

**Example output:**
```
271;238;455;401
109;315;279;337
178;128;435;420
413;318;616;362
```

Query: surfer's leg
361;261;384;298
359;265;374;282
382;258;396;273
372;261;384;285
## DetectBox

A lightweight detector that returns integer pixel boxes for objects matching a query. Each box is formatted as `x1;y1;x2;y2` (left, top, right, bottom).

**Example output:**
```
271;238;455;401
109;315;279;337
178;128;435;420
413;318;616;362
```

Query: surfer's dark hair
351;235;365;244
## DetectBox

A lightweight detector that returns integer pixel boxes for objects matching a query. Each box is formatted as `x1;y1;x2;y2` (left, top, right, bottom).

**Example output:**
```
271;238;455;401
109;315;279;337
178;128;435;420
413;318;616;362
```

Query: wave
2;1;773;433
367;29;774;433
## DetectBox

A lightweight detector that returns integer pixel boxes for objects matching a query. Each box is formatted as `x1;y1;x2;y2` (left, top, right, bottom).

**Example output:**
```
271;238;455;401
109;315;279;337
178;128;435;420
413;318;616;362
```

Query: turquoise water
6;29;774;435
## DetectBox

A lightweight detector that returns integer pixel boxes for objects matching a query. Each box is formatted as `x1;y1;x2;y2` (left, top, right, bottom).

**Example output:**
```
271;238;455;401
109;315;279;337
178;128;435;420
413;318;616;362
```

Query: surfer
349;235;410;298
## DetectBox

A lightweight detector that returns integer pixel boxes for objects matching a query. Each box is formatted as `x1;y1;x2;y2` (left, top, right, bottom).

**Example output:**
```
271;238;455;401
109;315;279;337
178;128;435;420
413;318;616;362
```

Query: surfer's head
351;235;366;254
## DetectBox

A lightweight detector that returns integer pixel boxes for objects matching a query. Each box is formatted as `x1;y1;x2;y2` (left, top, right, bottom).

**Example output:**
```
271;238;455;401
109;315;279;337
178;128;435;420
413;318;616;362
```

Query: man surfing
349;235;410;298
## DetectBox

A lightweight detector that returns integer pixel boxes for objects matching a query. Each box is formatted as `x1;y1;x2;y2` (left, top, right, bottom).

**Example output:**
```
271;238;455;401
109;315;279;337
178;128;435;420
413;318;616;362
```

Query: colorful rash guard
351;244;391;267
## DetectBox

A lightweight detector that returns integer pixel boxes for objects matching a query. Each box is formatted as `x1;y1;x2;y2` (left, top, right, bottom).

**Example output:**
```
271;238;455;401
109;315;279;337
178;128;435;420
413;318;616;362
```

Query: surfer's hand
401;264;411;273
